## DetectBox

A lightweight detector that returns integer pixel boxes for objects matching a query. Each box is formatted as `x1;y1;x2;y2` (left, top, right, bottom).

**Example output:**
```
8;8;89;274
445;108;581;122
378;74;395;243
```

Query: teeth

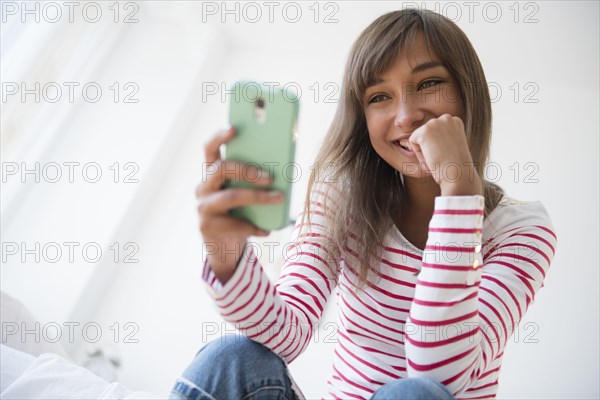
399;139;411;151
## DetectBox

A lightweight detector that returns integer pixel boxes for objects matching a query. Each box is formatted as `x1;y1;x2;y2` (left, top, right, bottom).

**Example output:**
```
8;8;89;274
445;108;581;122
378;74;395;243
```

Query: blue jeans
169;334;455;400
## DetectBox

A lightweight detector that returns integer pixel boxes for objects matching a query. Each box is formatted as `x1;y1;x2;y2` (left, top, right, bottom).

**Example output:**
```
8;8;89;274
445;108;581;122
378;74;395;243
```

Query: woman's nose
394;95;425;131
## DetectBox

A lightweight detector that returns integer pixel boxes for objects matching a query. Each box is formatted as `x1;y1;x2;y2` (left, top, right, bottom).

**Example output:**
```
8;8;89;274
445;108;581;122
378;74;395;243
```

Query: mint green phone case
224;81;299;231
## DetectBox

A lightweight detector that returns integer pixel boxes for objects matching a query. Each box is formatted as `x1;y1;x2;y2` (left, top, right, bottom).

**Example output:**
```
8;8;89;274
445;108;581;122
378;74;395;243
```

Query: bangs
347;11;439;104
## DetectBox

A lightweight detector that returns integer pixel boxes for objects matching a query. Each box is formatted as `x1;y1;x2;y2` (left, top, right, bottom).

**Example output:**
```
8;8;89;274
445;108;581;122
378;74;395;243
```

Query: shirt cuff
201;242;256;301
421;195;484;287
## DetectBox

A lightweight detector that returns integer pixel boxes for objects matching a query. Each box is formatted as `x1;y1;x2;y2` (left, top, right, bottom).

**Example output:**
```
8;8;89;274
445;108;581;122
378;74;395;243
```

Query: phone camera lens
255;97;265;109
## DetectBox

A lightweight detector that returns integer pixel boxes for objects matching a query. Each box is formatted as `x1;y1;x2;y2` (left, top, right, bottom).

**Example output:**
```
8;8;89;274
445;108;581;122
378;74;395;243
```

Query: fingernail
258;169;272;181
268;191;283;198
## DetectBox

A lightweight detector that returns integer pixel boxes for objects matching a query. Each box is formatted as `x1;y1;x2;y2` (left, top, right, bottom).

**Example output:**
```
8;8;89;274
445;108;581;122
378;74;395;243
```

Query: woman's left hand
408;113;484;196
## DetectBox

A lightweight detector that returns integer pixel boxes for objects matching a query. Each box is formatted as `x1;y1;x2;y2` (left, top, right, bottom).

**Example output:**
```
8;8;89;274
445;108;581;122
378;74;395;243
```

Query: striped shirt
202;187;557;399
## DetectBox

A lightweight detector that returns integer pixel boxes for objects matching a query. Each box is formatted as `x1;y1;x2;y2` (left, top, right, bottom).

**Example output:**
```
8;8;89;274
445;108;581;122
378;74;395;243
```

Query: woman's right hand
196;126;284;284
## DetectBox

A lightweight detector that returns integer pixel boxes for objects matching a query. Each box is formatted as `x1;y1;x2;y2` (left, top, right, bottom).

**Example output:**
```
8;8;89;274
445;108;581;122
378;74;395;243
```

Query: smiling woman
176;8;557;400
305;10;500;288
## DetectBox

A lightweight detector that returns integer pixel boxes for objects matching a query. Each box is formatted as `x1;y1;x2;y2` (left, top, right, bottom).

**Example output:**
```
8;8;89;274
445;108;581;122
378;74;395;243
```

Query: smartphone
224;80;300;231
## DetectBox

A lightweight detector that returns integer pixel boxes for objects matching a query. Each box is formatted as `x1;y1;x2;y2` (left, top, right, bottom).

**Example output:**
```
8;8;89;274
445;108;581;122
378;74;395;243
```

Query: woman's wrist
439;169;484;197
208;239;247;285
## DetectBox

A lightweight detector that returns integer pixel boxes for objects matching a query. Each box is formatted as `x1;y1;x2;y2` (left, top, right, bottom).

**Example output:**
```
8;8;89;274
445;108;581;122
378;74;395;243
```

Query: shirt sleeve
201;182;340;363
405;195;557;396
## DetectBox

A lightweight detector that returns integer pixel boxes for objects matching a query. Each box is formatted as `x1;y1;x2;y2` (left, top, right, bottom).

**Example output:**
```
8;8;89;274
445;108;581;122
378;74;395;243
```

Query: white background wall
1;1;598;399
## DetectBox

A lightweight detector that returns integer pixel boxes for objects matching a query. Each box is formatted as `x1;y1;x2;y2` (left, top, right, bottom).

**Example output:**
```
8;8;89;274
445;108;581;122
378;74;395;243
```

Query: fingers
204;126;236;164
413;149;431;174
197;160;273;198
407;135;429;174
198;188;284;215
197;125;278;253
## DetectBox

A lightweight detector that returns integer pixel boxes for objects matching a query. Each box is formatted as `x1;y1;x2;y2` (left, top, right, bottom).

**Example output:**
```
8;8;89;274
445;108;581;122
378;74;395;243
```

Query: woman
172;9;557;400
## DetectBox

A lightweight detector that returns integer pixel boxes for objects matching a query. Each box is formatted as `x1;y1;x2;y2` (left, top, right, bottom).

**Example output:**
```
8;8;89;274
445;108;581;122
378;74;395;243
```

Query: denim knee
194;334;284;371
171;334;298;400
370;377;455;400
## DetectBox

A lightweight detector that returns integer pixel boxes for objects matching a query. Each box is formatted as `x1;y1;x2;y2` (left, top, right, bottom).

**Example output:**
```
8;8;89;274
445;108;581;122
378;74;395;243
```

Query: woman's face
362;32;465;179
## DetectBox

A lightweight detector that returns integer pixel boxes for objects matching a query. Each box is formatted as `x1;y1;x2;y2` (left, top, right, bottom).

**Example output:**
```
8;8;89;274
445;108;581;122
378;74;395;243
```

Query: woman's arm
201;181;340;363
404;195;557;396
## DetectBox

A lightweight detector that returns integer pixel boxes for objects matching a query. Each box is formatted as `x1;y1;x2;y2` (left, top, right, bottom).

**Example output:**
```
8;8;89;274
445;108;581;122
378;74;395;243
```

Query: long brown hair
298;9;504;289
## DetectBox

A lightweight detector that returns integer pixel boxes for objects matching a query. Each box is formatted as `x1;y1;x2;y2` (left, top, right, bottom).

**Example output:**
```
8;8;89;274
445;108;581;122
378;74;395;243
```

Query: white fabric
0;345;162;399
1;345;35;393
1;292;163;399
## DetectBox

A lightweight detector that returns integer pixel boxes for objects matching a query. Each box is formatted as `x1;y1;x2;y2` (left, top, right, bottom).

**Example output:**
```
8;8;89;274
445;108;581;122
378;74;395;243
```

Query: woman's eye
418;80;444;90
368;94;387;104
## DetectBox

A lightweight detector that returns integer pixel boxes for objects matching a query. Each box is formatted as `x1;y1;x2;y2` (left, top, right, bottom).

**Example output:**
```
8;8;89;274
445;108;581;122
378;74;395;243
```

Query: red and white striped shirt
202;188;557;399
